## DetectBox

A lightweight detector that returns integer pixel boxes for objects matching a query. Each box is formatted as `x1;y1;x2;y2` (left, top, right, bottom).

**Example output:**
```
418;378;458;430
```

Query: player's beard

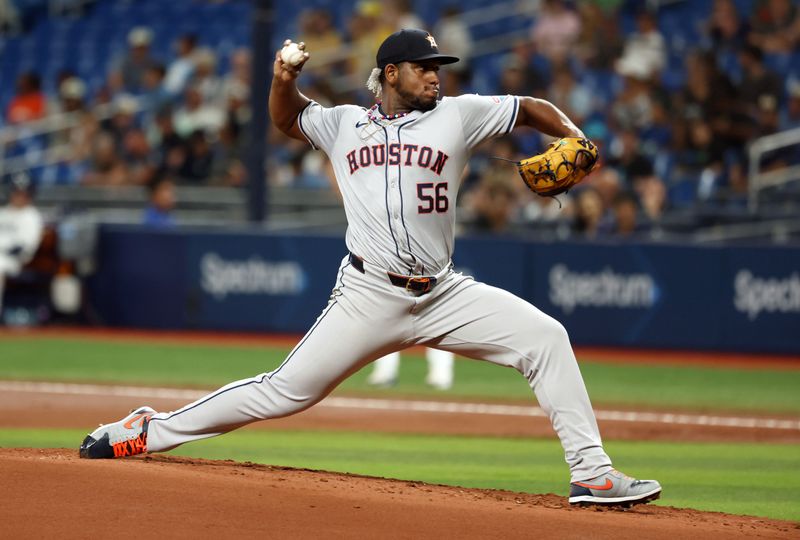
396;78;438;112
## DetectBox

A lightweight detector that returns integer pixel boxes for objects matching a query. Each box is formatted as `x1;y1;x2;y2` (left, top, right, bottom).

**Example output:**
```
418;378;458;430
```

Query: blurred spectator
717;160;749;206
114;27;160;94
179;130;214;183
141;64;171;112
463;135;517;194
498;51;547;101
615;10;666;81
297;8;345;78
673;110;726;202
82;132;128;185
53;77;98;181
211;120;247;187
674;51;742;151
6;72;46;124
463;170;518;234
142;176;177;227
749;0;799;55
164;34;198;96
635;175;667;223
755;95;781;137
601;191;649;238
191;48;223;106
708;0;750;54
586;167;622;211
283;149;331;189
434;7;473;72
572;187;604;238
575;2;623;70
3;0;799;226
122;128;156;185
221;48;252;103
547;64;592;125
0;173;44;318
737;45;783;125
440;67;472;97
56;77;88;115
224;80;251;135
173;86;225;139
148;108;184;169
47;69;78;113
531;0;581;64
681;50;719;112
384;0;425;30
102;95;139;150
220;49;252;139
520;192;572;226
611;65;657;131
298;9;344;53
606;130;654;186
348;1;394;88
0;0;21;33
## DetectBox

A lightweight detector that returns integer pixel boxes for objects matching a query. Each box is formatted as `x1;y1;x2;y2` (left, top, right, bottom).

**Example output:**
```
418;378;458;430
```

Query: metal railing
0;100;143;178
748;126;800;212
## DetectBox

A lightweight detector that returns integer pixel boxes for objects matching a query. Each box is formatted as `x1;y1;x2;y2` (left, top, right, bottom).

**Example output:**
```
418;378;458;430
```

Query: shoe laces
111;431;148;458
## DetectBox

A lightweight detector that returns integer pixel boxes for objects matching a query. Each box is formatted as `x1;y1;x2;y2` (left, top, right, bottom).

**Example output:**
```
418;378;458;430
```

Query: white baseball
281;42;305;66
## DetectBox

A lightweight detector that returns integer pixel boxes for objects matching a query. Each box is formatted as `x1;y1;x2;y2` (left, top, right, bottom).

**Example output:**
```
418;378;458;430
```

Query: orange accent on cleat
123;412;153;430
572;478;613;490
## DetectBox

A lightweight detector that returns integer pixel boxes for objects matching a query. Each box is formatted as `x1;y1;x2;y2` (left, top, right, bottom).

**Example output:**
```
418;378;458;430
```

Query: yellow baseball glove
516;137;599;197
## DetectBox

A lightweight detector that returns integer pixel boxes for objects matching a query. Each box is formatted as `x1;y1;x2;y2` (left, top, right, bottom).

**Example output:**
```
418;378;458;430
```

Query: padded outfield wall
88;225;800;354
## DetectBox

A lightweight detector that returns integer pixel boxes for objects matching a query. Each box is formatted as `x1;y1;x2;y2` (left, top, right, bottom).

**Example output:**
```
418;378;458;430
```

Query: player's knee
548;318;571;345
529;314;570;348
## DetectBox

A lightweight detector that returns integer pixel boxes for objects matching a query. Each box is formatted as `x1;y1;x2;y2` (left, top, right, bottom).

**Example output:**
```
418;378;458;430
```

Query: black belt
349;252;437;294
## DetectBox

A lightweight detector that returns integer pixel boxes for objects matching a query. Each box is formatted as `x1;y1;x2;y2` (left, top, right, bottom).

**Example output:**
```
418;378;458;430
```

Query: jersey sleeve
453;94;520;149
297;101;345;153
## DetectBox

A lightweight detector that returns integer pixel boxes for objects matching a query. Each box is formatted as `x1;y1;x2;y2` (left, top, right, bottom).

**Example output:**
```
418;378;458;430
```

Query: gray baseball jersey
299;95;518;275
147;95;614;483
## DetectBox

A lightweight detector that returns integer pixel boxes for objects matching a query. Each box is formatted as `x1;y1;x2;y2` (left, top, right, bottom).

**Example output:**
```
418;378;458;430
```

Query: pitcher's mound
0;448;795;539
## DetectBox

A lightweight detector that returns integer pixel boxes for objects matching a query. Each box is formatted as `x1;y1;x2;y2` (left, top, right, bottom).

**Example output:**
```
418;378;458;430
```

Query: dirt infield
1;386;799;538
1;448;797;539
3;328;799;537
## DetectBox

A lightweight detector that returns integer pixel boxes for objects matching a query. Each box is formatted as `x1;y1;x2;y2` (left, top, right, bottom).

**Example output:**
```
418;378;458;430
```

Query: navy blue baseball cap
376;29;459;69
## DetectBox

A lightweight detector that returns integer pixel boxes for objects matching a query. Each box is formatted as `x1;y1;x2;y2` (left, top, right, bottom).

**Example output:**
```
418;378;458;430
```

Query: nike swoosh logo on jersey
572;478;613;491
355;121;369;128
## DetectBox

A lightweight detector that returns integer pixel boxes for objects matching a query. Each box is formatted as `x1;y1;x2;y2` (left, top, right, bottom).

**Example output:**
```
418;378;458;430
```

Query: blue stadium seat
668;176;699;208
763;52;793;77
581;69;619;105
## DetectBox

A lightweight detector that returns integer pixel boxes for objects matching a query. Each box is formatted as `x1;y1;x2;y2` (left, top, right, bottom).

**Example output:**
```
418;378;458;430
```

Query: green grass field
2;336;799;521
2;337;799;413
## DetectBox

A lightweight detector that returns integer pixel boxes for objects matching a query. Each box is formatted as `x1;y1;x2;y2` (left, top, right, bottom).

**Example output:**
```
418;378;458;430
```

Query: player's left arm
514;97;585;139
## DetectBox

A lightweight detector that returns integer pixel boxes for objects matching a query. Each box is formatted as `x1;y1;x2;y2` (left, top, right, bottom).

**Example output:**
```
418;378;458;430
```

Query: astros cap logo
426;33;437;48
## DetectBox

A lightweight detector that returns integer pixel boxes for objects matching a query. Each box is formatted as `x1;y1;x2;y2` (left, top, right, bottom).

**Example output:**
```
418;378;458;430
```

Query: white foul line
2;380;799;431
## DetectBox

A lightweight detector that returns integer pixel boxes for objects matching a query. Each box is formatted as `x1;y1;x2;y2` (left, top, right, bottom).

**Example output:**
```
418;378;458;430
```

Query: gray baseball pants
147;254;613;482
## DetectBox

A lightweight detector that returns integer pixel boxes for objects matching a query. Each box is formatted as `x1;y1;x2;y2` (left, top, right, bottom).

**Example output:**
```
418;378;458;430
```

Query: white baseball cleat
78;406;156;459
568;469;661;507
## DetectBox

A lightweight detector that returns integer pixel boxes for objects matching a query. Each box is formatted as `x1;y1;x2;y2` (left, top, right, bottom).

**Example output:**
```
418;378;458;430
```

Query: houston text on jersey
346;144;449;175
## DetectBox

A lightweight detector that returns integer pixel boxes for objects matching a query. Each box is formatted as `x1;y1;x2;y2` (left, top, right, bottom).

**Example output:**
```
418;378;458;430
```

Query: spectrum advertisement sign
90;226;799;353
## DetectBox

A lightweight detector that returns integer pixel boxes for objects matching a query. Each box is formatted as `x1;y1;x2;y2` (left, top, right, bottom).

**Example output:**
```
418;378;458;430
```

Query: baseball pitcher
80;29;661;507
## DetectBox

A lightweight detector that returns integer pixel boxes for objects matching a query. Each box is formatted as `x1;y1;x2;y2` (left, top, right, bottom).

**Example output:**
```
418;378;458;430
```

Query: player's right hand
273;39;309;82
